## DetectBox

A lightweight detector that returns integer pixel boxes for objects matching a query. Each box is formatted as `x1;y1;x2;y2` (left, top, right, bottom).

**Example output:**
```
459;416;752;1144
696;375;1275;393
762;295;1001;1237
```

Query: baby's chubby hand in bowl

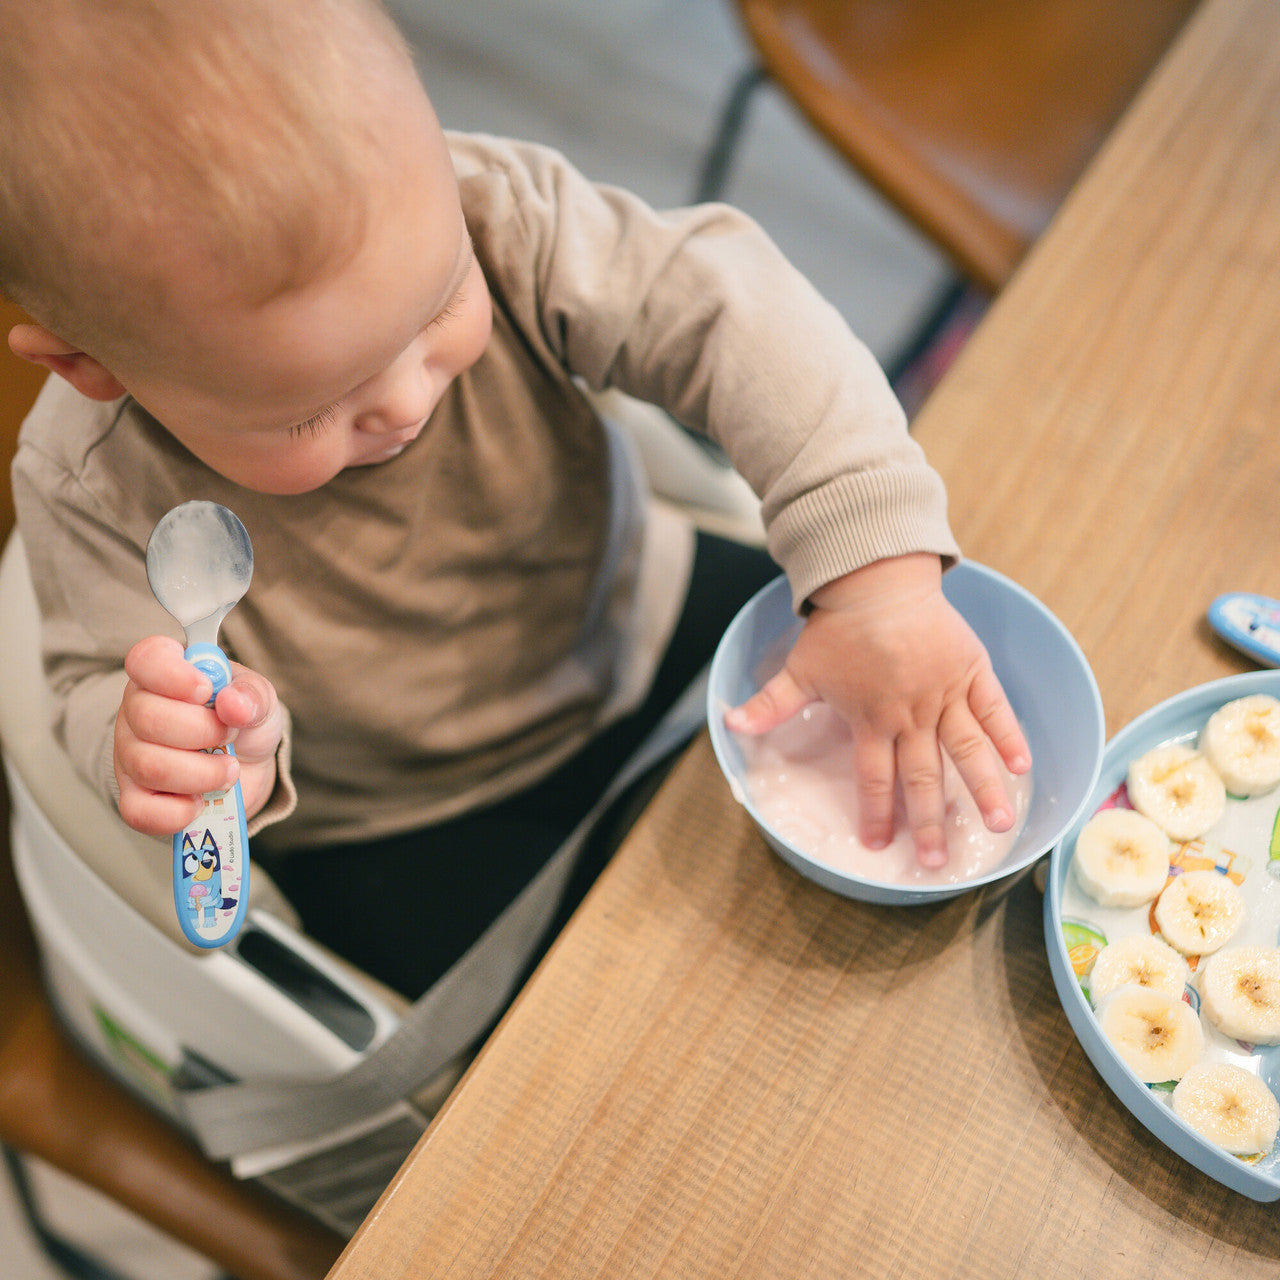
724;552;1032;868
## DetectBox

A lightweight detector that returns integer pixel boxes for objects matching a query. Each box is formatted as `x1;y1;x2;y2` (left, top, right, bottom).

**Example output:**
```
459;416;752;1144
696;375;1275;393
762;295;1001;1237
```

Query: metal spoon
146;501;254;949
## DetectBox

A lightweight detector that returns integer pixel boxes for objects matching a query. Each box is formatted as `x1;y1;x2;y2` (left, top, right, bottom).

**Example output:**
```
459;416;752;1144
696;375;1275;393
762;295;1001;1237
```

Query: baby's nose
354;349;433;433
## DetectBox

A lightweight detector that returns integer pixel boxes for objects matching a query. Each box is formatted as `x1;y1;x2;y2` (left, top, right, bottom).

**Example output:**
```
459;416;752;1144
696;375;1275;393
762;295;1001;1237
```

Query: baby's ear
8;323;127;401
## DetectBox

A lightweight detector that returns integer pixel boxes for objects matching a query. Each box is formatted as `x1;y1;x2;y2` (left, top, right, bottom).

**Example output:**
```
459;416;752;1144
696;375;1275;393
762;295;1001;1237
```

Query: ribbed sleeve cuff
765;465;960;611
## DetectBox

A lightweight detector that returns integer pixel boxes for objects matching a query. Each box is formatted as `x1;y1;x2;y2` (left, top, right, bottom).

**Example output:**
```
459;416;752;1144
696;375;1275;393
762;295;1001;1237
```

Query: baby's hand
724;553;1031;868
114;635;283;837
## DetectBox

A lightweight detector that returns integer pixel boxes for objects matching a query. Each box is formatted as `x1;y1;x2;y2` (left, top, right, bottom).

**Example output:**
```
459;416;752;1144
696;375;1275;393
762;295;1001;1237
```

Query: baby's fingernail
988;807;1014;833
920;847;947;869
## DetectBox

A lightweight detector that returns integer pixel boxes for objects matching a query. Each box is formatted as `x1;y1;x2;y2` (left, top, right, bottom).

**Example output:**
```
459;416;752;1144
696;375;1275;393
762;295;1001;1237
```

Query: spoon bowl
146;501;253;648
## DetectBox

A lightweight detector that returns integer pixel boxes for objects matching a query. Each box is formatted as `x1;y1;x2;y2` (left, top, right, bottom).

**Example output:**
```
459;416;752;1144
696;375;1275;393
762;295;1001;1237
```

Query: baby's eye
288;404;338;438
426;288;464;333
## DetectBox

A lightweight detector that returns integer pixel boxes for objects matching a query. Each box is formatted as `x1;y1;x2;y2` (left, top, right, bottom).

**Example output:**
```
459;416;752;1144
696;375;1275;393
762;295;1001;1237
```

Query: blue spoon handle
172;642;250;948
1208;592;1280;669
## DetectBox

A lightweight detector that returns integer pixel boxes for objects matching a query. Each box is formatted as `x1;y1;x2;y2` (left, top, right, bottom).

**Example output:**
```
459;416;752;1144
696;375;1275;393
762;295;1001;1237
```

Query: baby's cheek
231;440;347;495
453;280;493;373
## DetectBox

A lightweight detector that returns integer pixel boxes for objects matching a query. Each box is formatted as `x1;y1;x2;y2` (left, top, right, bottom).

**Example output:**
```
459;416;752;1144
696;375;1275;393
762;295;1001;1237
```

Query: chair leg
3;1143;137;1280
2;1144;238;1280
887;278;990;419
692;64;769;204
886;277;971;385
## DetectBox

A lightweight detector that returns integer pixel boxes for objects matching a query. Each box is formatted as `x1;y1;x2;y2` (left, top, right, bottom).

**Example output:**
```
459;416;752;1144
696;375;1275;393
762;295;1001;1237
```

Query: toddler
2;0;1028;1003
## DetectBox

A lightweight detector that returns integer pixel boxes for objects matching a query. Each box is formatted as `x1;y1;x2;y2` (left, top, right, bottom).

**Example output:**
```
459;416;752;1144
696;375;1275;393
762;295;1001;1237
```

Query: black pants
258;533;778;1000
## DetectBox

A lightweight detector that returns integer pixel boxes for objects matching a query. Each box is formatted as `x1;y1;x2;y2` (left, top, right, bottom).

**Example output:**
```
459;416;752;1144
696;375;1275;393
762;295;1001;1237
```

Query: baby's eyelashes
288;403;339;438
426;287;464;333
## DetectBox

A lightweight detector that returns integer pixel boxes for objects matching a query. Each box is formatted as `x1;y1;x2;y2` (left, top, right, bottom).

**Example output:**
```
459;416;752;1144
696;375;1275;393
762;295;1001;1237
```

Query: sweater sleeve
13;422;166;803
452;133;959;608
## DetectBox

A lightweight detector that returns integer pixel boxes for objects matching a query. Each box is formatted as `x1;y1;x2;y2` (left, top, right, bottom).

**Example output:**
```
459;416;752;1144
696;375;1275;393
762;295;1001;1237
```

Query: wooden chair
697;0;1197;392
0;296;346;1280
701;0;1197;293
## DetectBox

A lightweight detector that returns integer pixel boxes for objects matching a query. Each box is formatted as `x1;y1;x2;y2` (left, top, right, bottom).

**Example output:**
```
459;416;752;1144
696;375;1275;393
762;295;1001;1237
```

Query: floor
3;2;944;1276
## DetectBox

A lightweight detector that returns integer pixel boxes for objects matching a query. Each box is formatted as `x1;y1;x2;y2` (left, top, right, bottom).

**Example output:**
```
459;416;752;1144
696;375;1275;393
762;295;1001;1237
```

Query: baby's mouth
358;424;424;465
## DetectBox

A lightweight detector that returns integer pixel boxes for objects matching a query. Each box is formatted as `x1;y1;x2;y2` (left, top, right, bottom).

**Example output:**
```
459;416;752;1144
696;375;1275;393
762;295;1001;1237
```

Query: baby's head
1;0;416;364
1;0;492;493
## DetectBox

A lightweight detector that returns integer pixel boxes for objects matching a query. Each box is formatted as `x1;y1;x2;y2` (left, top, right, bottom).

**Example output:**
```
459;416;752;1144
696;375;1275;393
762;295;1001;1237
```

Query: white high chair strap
178;669;709;1161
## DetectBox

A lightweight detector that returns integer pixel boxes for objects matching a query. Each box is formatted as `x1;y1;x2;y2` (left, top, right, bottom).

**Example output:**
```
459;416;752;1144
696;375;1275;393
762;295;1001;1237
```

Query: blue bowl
707;562;1105;905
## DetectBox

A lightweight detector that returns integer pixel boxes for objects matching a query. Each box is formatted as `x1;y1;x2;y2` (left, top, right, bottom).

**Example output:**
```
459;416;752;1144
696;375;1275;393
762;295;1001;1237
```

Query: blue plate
1045;670;1280;1201
708;561;1104;905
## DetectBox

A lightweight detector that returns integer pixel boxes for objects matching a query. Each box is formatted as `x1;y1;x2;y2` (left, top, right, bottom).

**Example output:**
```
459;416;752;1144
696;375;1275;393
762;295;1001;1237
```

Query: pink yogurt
740;702;1033;886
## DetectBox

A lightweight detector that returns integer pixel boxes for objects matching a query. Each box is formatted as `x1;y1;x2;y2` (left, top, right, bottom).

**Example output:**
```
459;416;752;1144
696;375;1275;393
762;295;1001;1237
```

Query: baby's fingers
851;734;897;851
115;717;238;793
939;701;1015;835
116;776;205;838
114;722;239;837
118;684;234;753
896;730;948;868
724;667;812;736
124;635;213;704
969;665;1031;775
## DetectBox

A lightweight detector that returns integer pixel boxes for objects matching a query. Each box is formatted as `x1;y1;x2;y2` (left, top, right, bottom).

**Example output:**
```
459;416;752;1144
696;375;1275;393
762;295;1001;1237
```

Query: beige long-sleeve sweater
11;132;958;851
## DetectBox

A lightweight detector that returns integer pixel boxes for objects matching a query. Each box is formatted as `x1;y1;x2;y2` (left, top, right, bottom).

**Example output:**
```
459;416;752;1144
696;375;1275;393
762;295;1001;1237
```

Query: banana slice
1127;743;1226;841
1171;1062;1280;1156
1201;693;1280;797
1153;869;1246;955
1072;808;1171;907
1089;934;1189;1004
1095;984;1204;1083
1200;945;1280;1045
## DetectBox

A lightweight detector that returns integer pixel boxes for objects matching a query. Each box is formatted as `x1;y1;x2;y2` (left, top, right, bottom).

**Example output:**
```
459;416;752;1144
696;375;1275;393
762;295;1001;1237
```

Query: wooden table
330;1;1280;1274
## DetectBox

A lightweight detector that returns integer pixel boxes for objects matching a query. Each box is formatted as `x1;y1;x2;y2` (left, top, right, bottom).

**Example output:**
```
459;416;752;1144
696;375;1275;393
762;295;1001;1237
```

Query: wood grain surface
913;0;1280;735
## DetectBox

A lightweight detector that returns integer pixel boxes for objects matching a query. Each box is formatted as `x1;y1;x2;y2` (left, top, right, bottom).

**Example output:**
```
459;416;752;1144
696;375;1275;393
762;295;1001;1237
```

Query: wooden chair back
735;0;1197;290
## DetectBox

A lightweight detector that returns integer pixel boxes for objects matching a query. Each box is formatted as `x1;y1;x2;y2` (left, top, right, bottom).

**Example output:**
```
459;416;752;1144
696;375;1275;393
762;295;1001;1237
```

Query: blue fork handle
172;642;250;948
